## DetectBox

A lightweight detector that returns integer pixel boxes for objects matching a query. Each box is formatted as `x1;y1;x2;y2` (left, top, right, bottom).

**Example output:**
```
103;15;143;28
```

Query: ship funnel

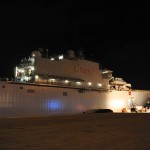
66;50;75;59
31;51;41;58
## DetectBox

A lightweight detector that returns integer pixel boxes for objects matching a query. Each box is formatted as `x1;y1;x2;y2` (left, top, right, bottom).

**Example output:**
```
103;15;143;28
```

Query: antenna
46;49;49;58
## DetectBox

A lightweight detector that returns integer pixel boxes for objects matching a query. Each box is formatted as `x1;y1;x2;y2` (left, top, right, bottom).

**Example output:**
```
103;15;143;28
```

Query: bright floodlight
98;83;102;87
88;82;92;86
59;55;63;60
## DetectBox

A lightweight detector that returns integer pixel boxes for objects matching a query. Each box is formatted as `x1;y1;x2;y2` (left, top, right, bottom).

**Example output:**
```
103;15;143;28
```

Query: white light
59;55;63;60
98;83;102;87
31;66;34;71
88;82;92;86
50;58;54;60
50;79;55;82
65;80;69;83
76;82;81;85
35;75;39;79
110;99;125;108
102;71;108;74
25;76;29;81
15;67;18;77
21;69;24;73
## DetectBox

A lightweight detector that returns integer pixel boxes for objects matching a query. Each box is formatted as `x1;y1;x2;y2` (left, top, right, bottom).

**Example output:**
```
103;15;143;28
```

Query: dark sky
0;1;150;90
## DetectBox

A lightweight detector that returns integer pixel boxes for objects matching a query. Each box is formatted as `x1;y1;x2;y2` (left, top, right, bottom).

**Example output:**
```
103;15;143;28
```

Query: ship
0;49;150;116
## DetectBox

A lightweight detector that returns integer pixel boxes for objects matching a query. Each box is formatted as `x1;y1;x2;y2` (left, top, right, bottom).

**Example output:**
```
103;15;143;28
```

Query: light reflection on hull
0;81;150;117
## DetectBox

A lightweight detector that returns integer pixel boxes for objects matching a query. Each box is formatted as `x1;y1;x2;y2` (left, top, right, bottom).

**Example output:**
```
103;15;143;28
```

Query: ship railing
19;62;34;67
7;80;105;91
42;82;104;91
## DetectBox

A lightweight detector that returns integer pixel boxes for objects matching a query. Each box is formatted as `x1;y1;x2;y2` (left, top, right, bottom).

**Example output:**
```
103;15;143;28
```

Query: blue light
47;100;62;111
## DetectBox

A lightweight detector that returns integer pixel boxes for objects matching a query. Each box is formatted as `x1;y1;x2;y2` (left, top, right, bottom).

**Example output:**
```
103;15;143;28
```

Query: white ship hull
0;81;149;117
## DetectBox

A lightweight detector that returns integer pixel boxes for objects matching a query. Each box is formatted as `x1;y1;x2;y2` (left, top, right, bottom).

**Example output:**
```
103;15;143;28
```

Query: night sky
0;1;150;90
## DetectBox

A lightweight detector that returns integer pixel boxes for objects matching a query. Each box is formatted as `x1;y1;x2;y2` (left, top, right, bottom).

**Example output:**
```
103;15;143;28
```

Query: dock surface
0;113;150;150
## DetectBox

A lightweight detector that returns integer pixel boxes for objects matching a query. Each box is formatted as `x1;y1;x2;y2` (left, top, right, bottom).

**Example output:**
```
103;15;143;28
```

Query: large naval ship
0;49;150;116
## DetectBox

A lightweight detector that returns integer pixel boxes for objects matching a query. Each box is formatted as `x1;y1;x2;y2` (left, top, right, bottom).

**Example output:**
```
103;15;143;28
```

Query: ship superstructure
14;50;131;91
0;49;149;116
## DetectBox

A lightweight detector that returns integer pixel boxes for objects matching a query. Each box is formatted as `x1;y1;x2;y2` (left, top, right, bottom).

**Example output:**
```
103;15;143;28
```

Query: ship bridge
14;49;106;90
